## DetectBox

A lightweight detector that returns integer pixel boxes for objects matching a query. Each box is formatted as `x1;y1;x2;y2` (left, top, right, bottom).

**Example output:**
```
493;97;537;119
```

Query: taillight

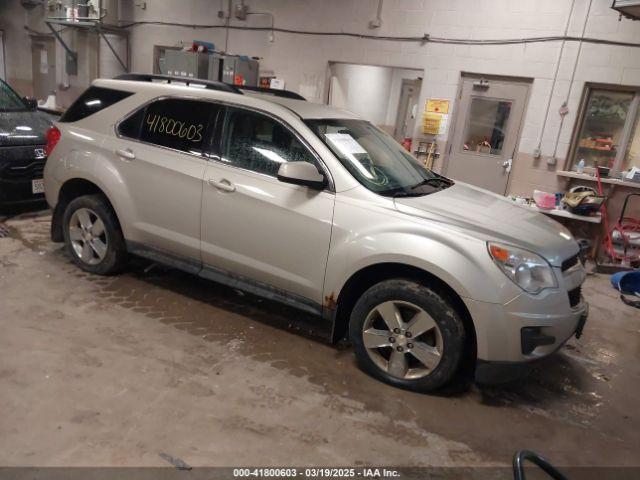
45;126;61;156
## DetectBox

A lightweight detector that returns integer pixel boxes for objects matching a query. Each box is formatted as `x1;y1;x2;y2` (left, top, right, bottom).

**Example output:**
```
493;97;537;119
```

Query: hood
394;182;579;266
0;110;52;147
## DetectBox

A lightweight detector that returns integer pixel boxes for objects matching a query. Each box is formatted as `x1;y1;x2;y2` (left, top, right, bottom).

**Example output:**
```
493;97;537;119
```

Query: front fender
325;196;521;306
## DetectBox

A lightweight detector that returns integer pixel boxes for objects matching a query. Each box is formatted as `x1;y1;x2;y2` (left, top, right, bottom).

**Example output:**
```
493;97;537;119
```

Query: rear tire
62;194;127;275
349;279;466;392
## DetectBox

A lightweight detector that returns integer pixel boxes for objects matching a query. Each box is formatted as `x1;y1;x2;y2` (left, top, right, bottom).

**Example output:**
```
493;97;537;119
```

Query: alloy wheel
68;208;108;266
362;300;443;380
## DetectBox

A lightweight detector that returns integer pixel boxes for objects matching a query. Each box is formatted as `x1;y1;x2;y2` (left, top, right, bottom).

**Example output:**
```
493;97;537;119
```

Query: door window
461;98;512;155
118;98;218;156
573;89;634;170
622;108;640;172
221;108;316;176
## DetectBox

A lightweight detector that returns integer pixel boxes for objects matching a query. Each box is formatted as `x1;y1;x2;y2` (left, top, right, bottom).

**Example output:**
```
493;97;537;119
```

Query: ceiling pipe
369;0;383;29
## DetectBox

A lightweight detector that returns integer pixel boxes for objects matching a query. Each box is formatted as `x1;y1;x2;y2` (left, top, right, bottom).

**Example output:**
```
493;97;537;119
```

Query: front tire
62;194;127;275
349;279;466;392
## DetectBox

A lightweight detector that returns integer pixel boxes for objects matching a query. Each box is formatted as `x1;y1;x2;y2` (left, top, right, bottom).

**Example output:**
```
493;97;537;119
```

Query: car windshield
306;119;453;197
0;79;27;112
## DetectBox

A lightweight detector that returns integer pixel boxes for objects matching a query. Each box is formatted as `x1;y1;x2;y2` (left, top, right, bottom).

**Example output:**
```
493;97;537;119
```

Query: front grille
561;254;579;272
0;159;46;180
568;286;582;308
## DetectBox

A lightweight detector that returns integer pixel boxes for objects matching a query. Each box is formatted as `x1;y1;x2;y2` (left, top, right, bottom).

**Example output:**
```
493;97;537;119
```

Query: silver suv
44;74;588;391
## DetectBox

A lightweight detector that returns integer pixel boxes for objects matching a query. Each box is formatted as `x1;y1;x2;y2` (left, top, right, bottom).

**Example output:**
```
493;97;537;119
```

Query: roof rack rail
236;85;306;101
114;73;307;101
115;73;242;94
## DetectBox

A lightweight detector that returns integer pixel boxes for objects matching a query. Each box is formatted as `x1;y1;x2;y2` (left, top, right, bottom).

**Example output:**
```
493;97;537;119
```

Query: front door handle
115;148;136;160
207;178;236;192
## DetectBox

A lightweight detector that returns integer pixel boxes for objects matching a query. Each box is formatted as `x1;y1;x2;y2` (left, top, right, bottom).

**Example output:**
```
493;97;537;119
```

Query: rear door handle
207;178;236;192
115;148;136;160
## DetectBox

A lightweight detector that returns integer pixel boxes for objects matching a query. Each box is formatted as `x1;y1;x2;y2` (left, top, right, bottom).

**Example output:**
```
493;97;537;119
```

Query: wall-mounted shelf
557;170;640;189
519;203;602;223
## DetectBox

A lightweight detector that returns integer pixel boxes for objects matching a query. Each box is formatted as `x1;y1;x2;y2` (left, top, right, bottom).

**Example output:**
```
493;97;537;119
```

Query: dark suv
0;78;53;209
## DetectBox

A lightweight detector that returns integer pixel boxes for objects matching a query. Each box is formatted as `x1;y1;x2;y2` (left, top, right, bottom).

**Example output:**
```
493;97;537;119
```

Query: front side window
221;108;317;177
306;119;452;197
0;79;27;112
119;98;218;155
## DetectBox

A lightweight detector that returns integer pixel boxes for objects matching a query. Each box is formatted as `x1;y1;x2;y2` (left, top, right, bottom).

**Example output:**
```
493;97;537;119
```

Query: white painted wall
329;63;394;126
329;63;421;133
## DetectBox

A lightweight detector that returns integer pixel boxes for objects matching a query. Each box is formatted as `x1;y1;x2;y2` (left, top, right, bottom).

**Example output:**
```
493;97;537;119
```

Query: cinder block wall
3;0;640;200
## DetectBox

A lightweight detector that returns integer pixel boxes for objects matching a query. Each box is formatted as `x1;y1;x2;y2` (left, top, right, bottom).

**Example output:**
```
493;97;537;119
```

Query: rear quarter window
59;86;133;123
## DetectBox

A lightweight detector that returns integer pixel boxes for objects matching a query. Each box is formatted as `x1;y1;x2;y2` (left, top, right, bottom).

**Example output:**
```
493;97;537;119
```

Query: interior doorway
446;74;531;194
30;36;56;102
327;62;422;141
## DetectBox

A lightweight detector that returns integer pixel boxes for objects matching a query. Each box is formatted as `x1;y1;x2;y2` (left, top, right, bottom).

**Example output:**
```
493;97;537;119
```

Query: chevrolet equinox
43;74;588;392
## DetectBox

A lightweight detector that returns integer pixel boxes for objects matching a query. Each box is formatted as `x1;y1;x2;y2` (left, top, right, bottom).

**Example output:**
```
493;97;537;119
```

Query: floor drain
0;224;10;238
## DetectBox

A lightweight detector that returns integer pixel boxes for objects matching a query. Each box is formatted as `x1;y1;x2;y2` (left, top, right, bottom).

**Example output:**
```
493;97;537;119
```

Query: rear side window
60;86;133;123
118;98;218;156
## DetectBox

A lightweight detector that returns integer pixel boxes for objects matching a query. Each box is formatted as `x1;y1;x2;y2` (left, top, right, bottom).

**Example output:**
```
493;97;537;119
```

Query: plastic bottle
576;159;585;174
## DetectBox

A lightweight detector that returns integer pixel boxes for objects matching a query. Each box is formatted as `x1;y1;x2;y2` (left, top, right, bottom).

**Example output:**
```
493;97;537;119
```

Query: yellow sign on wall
425;99;450;114
422;113;442;135
422;98;451;135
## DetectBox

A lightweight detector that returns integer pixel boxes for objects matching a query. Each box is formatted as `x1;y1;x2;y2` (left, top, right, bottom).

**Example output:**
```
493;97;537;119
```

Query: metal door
445;76;530;194
30;37;56;101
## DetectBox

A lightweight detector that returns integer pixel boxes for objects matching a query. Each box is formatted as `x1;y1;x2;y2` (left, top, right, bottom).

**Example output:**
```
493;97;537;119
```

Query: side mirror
277;162;327;190
23;97;38;110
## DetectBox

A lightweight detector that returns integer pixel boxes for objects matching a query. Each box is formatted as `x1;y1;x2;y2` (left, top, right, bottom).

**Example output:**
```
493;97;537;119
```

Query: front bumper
0;147;47;208
475;304;588;384
465;270;589;385
0;177;46;207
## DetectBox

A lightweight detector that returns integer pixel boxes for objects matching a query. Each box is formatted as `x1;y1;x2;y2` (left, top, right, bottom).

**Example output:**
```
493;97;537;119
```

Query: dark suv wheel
349;279;466;392
62;194;127;275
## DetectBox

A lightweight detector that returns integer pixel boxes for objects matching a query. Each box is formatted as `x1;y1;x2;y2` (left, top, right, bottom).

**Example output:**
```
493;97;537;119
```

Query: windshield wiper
409;177;452;190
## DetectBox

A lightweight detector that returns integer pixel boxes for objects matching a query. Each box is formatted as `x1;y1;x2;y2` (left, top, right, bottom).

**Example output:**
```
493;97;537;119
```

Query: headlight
487;242;558;294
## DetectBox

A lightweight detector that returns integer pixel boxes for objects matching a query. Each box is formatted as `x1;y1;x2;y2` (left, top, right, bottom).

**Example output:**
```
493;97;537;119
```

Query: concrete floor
1;210;639;471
